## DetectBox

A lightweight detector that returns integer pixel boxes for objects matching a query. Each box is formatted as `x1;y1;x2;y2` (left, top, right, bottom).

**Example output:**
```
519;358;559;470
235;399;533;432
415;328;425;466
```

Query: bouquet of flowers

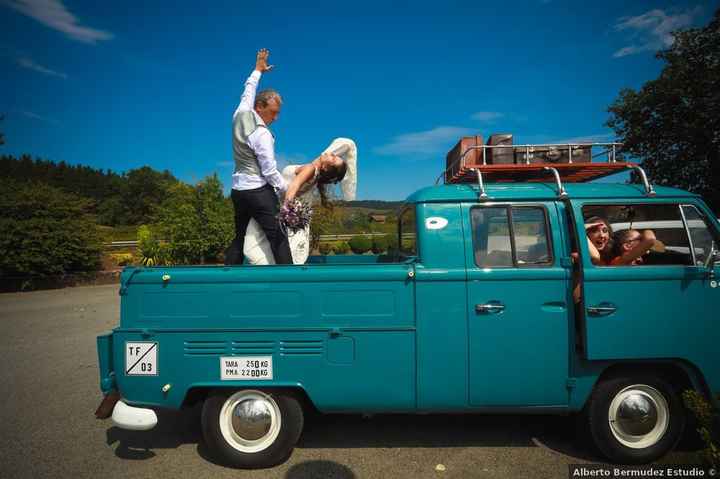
278;199;313;234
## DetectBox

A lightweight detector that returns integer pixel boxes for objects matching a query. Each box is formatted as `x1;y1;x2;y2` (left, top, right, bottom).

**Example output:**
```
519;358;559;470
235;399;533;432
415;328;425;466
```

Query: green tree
607;9;720;214
334;241;351;254
349;235;372;254
157;174;233;264
310;205;342;250
372;235;389;254
123;166;177;224
0;179;102;277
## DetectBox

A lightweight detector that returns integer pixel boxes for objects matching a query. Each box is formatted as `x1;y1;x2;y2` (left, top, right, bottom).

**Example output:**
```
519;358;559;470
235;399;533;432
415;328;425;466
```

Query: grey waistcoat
232;110;266;175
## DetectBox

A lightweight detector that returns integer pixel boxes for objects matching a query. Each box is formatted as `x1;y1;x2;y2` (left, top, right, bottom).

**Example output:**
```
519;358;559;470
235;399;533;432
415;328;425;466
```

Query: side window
471;206;552;268
681;205;717;266
581;204;693;267
399;206;417;256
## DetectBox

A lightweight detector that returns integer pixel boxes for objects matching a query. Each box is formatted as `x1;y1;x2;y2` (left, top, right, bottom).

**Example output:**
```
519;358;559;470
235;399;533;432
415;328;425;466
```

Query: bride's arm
285;164;317;202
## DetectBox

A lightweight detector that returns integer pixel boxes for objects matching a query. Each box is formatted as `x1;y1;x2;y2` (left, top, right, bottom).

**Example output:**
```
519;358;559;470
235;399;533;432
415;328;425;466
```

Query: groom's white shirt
232;70;287;192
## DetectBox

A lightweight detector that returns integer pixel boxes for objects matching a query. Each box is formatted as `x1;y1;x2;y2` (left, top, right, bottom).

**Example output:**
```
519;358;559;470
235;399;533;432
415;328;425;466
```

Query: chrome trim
474;169;488;200
587;305;617;316
627;165;656;196
543;166;568;198
476;303;506;313
679;205;698;266
608;385;669;449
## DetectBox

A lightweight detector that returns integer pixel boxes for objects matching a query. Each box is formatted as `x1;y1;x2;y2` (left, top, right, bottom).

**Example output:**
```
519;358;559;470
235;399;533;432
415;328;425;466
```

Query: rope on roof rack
627;165;656;196
543;167;568;199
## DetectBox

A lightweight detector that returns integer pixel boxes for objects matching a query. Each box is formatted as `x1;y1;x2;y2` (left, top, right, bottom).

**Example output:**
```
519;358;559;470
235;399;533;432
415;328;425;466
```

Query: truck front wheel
201;389;304;468
587;376;685;464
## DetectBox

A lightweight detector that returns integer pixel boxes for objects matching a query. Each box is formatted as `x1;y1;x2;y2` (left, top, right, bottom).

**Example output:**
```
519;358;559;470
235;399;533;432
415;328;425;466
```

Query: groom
225;48;293;265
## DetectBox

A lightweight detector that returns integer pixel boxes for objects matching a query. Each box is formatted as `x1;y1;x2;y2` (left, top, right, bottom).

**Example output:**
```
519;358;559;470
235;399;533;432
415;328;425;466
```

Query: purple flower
278;199;313;233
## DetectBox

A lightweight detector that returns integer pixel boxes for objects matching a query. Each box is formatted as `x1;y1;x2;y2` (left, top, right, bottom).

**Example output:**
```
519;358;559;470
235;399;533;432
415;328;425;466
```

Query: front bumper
111;400;158;431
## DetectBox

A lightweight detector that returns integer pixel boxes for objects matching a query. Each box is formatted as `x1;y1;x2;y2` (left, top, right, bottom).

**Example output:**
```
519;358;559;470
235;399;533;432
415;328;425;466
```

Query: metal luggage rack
435;142;655;199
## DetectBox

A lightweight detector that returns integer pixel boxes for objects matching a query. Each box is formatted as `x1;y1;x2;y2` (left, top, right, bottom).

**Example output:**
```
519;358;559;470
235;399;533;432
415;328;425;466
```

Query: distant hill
339;200;404;211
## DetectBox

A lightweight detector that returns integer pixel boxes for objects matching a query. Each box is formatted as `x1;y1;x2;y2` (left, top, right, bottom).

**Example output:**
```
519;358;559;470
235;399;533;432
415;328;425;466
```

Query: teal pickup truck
96;165;720;468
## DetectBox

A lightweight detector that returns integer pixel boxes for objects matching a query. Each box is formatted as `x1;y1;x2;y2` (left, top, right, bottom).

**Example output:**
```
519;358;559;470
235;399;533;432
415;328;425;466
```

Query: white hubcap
608;384;669;449
219;390;281;453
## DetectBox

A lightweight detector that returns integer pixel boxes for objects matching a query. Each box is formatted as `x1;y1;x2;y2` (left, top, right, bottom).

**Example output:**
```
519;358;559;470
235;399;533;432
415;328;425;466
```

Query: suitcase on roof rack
514;145;591;164
486;133;514;164
446;135;484;175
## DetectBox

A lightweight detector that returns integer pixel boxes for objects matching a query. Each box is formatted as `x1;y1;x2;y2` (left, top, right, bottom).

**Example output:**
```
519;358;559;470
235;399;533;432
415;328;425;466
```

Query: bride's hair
316;161;348;207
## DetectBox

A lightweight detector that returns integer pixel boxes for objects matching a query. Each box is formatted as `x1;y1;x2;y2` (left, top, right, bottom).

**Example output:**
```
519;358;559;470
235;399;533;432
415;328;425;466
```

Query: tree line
0;155;177;226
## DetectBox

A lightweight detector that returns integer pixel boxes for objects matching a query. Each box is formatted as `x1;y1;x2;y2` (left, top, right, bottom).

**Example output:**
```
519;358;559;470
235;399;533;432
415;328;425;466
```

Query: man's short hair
255;89;282;108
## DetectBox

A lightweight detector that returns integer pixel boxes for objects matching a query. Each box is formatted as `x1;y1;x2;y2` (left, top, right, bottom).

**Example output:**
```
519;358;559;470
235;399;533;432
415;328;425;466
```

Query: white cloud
2;0;113;44
612;7;700;58
471;111;504;123
20;110;57;124
17;56;67;78
374;126;476;156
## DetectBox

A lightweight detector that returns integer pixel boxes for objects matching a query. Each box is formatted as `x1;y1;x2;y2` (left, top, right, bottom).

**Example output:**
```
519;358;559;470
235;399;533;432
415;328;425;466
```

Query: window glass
681;205;716;266
581;204;693;267
471;206;551;268
399;206;417;256
513;207;552;265
472;207;512;267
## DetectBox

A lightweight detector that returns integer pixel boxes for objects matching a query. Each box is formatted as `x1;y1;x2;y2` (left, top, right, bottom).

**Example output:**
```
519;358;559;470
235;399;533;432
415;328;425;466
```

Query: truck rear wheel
201;389;304;468
587;376;685;464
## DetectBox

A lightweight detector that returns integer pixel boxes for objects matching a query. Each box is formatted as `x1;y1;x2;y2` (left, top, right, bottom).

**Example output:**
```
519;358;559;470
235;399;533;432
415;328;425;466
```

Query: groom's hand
255;48;274;73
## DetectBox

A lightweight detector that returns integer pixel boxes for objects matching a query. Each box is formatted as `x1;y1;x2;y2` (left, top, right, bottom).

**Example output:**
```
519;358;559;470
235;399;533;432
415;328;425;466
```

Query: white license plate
220;356;273;380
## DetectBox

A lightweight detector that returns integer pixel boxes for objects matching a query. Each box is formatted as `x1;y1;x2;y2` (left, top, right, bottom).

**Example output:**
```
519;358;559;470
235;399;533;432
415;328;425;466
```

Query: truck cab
96;146;720;468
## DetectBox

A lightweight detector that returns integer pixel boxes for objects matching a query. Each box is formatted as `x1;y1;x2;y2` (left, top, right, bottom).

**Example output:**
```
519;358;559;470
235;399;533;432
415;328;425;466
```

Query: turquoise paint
98;184;720;414
407;183;695;204
461;201;571;406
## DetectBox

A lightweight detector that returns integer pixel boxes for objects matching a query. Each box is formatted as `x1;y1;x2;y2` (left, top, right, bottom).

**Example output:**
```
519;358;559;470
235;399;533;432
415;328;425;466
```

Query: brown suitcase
486;133;514;164
446;136;485;177
513;145;592;164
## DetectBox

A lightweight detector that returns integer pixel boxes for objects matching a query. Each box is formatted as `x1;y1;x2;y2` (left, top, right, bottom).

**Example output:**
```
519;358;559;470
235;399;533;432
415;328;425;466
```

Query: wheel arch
182;384;318;414
590;359;711;404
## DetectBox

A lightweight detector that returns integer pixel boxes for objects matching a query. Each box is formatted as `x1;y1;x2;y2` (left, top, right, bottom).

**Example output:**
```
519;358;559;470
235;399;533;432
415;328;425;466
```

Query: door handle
475;302;505;314
587;304;617;316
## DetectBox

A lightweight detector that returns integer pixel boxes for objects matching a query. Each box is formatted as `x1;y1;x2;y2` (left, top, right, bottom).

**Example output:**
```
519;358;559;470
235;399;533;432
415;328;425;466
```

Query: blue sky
1;0;715;200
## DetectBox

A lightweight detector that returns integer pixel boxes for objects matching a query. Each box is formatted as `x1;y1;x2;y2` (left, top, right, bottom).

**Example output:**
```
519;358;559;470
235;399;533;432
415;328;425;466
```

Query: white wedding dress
243;138;357;265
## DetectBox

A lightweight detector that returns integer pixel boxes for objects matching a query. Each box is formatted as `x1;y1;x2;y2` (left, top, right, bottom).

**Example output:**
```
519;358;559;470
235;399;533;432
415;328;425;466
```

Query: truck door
462;202;571;407
575;201;720;368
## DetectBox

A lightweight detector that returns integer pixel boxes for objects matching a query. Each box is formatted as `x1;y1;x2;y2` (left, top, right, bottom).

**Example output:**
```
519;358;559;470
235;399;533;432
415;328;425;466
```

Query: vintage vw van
96;148;719;468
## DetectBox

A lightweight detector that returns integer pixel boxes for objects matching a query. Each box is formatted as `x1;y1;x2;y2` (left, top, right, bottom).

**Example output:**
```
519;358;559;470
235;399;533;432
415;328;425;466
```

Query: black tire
201;389;304;468
587;376;685;464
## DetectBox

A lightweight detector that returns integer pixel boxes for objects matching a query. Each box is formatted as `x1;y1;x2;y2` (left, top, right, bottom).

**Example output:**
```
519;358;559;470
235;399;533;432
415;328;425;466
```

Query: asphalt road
0;284;698;479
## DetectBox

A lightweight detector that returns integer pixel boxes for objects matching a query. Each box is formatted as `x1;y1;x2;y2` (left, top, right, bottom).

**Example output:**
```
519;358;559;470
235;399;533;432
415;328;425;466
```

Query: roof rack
438;142;656;200
437;142;630;185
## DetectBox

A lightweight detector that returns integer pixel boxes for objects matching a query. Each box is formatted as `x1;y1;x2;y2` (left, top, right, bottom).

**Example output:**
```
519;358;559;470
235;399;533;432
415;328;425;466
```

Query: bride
243;137;357;264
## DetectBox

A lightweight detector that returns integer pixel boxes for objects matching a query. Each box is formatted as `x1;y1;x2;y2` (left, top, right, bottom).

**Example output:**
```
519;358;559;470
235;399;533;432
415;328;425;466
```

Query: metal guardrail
104;233;395;248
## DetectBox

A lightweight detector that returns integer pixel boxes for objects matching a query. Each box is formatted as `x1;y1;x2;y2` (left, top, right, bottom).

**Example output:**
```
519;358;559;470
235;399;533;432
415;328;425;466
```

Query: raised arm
614;230;658;266
233;49;274;118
